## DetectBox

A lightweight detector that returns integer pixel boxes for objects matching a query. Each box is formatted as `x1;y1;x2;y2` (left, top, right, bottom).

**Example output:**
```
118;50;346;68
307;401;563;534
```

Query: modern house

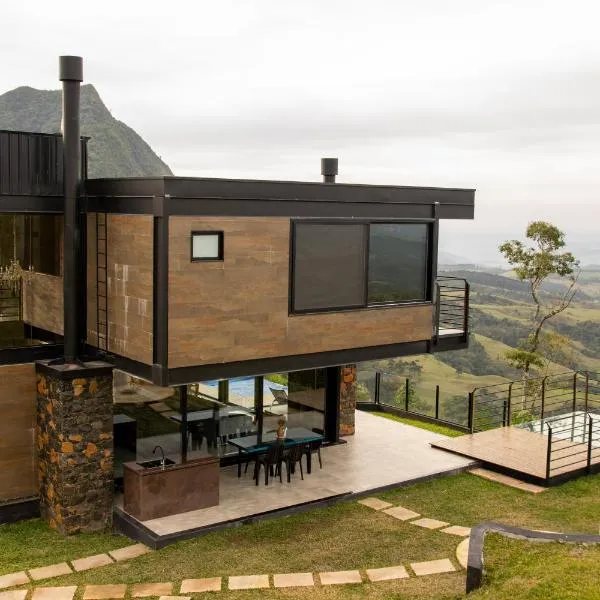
0;57;474;539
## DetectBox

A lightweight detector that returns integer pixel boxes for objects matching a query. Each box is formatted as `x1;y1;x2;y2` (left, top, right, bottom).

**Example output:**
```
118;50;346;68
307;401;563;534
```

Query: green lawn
469;534;600;600
373;411;464;437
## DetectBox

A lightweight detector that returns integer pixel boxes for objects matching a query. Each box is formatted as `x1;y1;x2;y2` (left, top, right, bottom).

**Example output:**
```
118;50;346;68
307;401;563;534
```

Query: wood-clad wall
87;214;154;365
0;363;37;501
22;273;64;335
168;217;433;368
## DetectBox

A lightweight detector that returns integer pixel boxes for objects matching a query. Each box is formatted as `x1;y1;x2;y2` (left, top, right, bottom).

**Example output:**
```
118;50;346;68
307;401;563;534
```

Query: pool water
204;377;287;401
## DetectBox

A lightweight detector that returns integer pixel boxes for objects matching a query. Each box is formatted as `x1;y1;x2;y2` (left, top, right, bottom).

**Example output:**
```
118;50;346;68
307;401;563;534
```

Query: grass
0;518;130;576
373;411;464;438
470;534;600;599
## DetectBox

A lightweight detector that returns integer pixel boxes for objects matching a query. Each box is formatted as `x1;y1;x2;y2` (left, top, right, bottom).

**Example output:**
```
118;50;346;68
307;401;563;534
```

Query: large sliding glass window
291;220;430;313
367;223;429;304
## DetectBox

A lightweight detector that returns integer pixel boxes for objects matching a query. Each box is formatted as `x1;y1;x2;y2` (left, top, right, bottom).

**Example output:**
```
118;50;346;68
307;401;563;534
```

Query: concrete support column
36;360;114;534
339;364;357;437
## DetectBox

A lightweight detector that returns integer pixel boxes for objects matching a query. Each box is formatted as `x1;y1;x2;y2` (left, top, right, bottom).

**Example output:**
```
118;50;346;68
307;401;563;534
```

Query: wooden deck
432;426;600;482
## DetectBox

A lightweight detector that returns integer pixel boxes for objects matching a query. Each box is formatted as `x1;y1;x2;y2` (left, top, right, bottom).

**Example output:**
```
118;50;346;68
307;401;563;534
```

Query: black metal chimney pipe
321;157;338;183
59;56;83;362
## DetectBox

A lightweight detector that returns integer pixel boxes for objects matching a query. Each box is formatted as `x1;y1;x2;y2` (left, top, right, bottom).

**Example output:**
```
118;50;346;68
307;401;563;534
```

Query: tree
499;221;579;379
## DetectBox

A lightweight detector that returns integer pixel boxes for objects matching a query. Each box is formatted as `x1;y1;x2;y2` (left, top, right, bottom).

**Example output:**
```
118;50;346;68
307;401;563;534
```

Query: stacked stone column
339;364;357;436
36;360;114;534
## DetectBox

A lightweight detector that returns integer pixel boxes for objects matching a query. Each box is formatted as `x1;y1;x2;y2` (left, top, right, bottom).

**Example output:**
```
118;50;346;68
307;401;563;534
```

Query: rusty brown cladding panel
0;364;37;501
168;217;433;369
87;213;154;365
22;273;64;335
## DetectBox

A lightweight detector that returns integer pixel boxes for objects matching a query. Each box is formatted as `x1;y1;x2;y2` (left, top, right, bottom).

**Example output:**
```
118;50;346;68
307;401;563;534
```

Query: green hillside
0;85;173;178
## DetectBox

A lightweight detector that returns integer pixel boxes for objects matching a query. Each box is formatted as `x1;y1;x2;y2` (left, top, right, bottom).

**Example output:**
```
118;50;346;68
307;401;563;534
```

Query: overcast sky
2;0;599;262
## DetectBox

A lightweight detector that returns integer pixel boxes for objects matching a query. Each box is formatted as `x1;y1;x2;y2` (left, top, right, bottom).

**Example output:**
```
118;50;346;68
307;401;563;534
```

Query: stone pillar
36;360;114;534
339;364;357;437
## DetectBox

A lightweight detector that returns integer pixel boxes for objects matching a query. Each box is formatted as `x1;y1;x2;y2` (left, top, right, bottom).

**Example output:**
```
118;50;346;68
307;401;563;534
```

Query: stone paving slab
358;497;393;511
82;584;127;599
410;518;450;530
0;591;28;600
469;468;546;493
273;573;315;588
71;554;114;572
442;525;471;537
29;563;72;581
108;544;151;562
456;538;470;569
0;572;29;590
228;575;270;590
366;565;410;582
410;559;456;576
159;597;190;600
382;506;421;521
31;587;78;600
131;583;173;597
319;570;362;585
180;578;221;593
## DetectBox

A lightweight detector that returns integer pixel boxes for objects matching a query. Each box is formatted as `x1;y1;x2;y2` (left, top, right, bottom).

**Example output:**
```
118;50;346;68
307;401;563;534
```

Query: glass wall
0;214;63;348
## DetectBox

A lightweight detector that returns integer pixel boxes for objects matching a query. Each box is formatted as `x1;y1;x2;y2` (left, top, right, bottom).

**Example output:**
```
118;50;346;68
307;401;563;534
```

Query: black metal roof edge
466;521;600;593
0;128;90;140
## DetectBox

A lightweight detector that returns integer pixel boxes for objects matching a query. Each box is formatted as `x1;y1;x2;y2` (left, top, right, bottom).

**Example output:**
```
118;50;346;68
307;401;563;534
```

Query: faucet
153;445;166;467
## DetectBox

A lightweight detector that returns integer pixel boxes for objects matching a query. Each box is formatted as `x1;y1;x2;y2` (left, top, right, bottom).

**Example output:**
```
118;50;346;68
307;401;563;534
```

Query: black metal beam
0;344;63;365
152;196;169;386
0;196;65;213
168;340;431;386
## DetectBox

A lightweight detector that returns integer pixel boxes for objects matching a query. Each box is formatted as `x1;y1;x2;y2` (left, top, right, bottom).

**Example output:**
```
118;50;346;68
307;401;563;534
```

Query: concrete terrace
119;411;474;538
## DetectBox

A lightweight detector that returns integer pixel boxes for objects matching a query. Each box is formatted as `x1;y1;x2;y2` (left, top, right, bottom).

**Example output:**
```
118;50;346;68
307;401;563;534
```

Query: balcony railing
433;276;469;344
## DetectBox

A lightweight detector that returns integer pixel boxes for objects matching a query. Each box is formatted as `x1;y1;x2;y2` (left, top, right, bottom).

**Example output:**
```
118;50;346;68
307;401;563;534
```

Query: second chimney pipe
59;56;83;362
321;157;338;183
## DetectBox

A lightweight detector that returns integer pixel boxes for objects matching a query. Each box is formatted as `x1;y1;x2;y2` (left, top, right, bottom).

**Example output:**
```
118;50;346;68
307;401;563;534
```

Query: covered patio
115;410;474;545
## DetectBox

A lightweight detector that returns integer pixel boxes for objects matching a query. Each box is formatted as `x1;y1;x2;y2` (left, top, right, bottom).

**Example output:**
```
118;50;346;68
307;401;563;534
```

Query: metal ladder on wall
96;213;108;352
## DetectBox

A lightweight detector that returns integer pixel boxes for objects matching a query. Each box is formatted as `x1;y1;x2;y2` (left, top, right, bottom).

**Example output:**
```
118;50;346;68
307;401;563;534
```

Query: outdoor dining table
228;427;324;477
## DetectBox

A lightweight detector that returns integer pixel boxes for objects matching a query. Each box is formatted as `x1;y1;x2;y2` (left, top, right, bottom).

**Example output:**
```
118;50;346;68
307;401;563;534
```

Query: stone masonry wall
339;364;357;437
36;364;114;534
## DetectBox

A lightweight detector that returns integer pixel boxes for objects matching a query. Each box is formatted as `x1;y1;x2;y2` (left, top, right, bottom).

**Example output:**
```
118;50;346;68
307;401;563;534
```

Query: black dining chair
305;437;323;471
252;443;284;486
283;444;304;483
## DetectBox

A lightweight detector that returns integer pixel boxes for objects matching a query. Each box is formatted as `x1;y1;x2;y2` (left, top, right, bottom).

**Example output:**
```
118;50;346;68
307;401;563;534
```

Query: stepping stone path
0;573;29;590
272;573;314;588
319;570;362;585
108;545;151;562
410;559;456;576
31;588;77;600
366;566;409;582
228;575;270;590
411;518;450;530
29;565;72;582
131;583;173;597
456;538;470;569
180;578;221;593
358;497;393;511
0;592;28;600
71;555;113;573
382;506;421;521
82;585;127;599
442;525;471;537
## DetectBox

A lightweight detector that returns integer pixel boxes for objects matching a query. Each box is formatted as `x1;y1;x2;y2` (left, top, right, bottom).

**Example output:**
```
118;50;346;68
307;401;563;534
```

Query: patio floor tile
131;583;173;597
0;573;29;590
82;585;127;599
441;525;471;537
319;570;362;585
108;544;151;562
382;506;421;521
228;575;269;590
272;573;314;588
366;566;410;582
180;578;221;593
410;518;449;530
410;559;456;576
358;497;393;511
31;587;78;600
71;554;114;572
29;564;72;581
0;591;28;600
456;538;470;569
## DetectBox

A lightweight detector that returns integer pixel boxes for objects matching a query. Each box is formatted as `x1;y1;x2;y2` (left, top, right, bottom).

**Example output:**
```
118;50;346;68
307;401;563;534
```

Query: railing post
463;281;470;342
433;281;441;344
435;385;440;420
585;371;589;413
405;378;410;412
502;400;507;427
546;425;553;481
374;372;381;405
468;391;475;433
541;377;547;420
573;372;578;413
587;416;593;474
507;382;513;427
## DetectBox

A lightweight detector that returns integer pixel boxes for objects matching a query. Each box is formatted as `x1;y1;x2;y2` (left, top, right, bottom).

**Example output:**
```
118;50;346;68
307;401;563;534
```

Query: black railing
357;369;473;431
434;276;469;343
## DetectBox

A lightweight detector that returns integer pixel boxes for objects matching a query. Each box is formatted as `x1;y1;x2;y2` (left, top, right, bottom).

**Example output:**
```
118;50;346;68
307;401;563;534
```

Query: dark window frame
190;230;224;262
289;218;434;315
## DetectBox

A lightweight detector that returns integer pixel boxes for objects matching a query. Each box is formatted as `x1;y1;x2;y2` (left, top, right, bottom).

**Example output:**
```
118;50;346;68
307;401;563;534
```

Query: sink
137;458;176;469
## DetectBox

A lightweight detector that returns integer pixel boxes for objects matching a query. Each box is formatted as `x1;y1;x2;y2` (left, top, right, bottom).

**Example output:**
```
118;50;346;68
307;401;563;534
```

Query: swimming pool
204;377;287;401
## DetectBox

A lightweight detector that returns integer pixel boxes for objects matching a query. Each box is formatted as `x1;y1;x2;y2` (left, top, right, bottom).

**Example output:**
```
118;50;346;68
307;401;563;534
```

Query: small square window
191;231;224;261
